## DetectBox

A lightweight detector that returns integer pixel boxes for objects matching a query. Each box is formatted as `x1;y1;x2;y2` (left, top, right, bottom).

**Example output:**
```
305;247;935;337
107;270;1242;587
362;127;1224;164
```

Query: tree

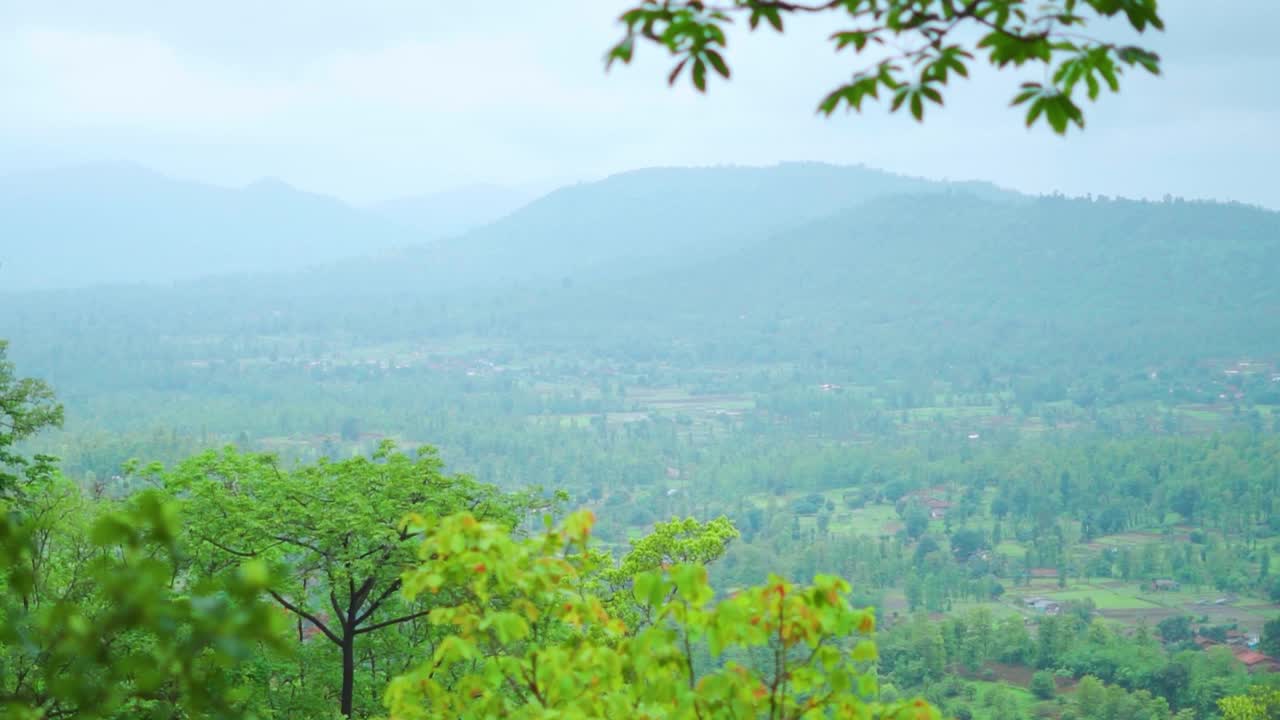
1075;675;1106;720
990;496;1009;519
1098;506;1128;534
1157;615;1193;645
604;515;739;630
904;503;930;539
0;489;283;718
1030;670;1056;700
983;686;1021;720
386;509;941;719
1219;687;1280;720
950;527;987;561
0;340;63;497
995;614;1032;664
1171;486;1201;522
1035;614;1070;669
914;534;942;566
165;441;530;718
606;0;1164;134
1261;616;1280;658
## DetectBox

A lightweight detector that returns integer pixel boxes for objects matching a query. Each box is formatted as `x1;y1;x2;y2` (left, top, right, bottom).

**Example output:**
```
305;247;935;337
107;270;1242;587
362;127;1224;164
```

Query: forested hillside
3;162;1280;719
5;164;1279;395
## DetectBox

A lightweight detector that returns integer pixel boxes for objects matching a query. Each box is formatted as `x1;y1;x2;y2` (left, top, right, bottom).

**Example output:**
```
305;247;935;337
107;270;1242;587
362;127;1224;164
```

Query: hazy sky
2;1;1277;207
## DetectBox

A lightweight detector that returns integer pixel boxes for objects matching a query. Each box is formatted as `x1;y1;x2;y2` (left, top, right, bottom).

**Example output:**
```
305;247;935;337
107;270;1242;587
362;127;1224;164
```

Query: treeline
877;606;1280;719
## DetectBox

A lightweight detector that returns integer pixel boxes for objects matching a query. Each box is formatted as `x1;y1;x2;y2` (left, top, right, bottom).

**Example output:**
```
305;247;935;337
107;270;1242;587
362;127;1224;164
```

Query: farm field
1003;579;1279;634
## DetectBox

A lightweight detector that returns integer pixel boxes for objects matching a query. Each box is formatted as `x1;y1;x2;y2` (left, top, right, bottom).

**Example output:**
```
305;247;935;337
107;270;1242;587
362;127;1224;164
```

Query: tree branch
271;534;331;559
267;589;342;645
195;532;259;558
353;578;403;627
353;607;432;635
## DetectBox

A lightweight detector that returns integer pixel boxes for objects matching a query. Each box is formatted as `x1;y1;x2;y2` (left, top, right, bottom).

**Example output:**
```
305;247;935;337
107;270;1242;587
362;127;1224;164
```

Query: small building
1148;579;1181;592
1023;597;1062;615
1233;649;1280;674
1225;630;1252;647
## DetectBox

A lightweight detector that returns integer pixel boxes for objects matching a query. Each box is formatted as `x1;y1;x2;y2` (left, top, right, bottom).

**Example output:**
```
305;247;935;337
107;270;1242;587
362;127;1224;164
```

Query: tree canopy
163;441;532;717
606;0;1164;133
0;340;63;497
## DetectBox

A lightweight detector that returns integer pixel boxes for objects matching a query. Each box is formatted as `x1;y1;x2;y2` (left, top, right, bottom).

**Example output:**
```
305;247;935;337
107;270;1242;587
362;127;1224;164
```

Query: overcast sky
2;1;1277;207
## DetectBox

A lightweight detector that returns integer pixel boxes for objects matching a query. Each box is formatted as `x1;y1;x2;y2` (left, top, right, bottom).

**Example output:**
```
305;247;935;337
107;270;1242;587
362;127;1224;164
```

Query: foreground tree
0;486;284;719
0;340;63;497
1219;687;1280;720
164;441;532;717
606;0;1164;133
603;515;740;630
386;509;939;719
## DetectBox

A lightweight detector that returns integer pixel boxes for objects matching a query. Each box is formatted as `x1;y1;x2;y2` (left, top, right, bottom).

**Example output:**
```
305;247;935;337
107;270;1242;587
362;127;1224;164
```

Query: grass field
1046;587;1160;609
831;502;901;535
994;541;1024;558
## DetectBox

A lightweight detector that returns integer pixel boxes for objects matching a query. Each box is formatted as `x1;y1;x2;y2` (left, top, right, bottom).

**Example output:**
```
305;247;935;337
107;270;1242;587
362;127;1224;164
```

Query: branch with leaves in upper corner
605;0;1163;133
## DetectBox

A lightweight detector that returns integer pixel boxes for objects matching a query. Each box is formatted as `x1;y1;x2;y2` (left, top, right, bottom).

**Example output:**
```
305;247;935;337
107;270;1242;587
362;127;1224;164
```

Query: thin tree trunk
341;634;355;717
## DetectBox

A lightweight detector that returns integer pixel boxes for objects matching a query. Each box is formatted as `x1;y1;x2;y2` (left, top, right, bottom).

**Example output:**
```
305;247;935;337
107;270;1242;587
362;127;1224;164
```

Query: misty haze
2;2;1279;719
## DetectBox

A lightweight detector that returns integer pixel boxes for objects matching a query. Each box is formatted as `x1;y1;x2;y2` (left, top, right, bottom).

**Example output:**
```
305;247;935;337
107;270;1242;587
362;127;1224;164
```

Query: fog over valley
2;3;1280;719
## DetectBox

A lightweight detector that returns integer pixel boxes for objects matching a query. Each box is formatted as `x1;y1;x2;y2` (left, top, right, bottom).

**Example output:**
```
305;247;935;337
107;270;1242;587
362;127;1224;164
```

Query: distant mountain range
369;184;539;240
337;162;1014;293
0;161;1009;293
4;161;1279;378
0;165;534;292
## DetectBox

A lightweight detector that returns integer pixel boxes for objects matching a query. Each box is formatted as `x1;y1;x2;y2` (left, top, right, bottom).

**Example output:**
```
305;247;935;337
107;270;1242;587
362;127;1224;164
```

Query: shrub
1031;671;1056;700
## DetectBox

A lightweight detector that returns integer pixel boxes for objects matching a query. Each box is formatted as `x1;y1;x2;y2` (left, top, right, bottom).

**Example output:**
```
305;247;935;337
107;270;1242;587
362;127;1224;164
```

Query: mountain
0;164;422;291
370;184;538;240
0;161;1008;294
10;161;1279;385
361;162;1015;292
492;190;1280;370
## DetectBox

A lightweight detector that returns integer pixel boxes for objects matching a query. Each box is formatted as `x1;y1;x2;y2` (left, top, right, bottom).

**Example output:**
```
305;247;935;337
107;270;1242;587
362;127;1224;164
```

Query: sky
1;0;1278;208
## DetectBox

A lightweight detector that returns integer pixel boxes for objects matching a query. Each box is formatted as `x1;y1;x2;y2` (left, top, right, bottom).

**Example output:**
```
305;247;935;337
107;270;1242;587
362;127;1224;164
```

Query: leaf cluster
606;0;1164;133
387;508;940;719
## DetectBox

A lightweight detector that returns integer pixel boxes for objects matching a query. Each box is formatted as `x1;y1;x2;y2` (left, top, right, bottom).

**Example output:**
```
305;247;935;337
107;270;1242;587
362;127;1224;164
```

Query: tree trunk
340;633;355;717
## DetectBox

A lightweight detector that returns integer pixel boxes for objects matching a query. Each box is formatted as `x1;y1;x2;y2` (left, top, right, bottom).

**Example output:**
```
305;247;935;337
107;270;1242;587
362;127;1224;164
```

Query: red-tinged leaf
667;57;689;86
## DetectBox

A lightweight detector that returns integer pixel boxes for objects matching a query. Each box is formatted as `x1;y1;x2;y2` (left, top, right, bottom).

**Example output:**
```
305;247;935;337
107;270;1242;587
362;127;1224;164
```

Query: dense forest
3;160;1280;718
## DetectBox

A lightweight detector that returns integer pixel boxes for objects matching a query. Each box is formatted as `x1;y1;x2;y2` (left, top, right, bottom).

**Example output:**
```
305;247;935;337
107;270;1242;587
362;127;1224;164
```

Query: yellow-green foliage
1219;687;1280;720
386;509;939;719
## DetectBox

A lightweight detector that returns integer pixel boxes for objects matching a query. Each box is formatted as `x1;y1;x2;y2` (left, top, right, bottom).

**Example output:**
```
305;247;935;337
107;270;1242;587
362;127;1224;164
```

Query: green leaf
692;58;707;91
705;49;730;79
